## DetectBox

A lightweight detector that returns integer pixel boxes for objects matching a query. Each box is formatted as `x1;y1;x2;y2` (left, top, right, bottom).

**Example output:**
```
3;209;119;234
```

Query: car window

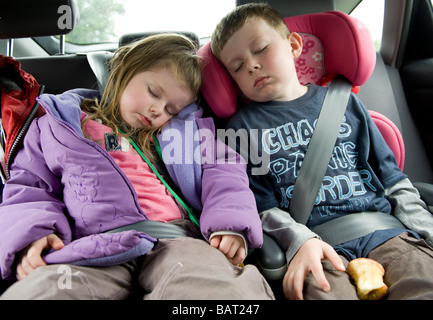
45;0;384;54
66;0;235;45
350;0;385;51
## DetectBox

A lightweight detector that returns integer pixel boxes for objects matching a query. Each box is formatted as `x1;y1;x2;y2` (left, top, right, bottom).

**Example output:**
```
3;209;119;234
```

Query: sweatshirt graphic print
227;84;406;228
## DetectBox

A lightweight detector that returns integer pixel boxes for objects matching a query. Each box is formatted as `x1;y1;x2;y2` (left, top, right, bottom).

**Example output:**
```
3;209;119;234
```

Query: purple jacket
0;89;262;280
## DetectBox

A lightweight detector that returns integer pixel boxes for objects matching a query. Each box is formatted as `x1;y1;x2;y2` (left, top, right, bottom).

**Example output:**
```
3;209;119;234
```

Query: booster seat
197;10;406;279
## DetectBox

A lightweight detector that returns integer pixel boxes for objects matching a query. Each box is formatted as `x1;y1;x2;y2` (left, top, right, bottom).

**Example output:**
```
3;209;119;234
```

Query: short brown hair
211;3;290;59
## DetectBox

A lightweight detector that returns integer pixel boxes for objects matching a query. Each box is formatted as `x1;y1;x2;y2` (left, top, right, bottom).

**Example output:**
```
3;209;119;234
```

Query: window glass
350;0;385;51
66;0;235;45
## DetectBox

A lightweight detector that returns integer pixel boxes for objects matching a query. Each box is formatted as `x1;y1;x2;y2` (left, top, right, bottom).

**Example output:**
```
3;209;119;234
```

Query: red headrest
198;11;376;119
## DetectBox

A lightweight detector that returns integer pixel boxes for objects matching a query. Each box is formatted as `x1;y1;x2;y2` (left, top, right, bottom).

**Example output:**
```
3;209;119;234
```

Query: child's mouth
140;114;152;126
254;76;269;88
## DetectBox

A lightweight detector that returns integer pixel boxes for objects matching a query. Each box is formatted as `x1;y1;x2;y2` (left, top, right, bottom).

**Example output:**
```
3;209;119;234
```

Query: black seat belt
289;75;352;224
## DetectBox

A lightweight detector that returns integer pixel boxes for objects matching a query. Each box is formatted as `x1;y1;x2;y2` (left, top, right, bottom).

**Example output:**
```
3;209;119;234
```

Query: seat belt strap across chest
289;75;353;225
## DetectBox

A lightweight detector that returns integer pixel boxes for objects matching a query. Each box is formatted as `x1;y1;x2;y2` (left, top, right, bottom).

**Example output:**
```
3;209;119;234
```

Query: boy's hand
16;234;64;280
210;234;246;266
283;238;345;300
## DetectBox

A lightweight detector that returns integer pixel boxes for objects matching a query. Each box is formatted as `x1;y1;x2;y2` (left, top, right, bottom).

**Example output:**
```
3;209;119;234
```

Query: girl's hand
210;234;246;266
283;238;345;300
16;234;64;280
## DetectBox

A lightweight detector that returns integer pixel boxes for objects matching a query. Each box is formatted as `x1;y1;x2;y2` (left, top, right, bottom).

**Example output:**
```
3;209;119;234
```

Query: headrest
236;0;336;17
0;0;79;39
198;11;376;119
119;31;200;48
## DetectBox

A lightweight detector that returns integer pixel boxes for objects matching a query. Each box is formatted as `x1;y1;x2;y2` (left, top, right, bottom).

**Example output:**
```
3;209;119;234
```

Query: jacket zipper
5;85;45;179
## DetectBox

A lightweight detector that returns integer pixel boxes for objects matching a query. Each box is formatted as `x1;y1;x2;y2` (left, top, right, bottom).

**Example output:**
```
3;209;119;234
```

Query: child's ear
288;32;303;58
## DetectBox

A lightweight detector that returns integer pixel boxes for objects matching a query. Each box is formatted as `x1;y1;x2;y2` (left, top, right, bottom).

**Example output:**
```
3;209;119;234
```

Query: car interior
1;0;433;298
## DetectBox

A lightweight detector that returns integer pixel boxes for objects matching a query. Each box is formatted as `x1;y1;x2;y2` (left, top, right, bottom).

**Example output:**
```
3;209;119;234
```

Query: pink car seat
198;11;405;170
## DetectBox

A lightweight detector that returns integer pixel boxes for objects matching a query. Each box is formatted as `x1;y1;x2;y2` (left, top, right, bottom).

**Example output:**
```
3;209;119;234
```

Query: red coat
0;55;45;178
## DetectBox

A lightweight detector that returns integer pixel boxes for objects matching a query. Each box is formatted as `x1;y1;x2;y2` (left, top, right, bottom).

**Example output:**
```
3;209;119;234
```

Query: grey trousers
303;232;433;300
1;237;274;300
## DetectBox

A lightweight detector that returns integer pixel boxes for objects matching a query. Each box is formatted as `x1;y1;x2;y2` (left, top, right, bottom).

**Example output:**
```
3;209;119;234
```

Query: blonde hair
81;33;202;158
211;3;290;59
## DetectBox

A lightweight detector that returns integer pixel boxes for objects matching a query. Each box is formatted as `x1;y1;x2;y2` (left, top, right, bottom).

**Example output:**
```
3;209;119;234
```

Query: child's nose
247;59;260;73
150;101;164;117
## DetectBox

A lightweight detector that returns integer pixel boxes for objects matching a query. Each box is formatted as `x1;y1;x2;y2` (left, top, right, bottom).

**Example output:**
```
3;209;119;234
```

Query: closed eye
165;105;178;116
148;86;158;98
255;45;267;54
234;62;244;73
